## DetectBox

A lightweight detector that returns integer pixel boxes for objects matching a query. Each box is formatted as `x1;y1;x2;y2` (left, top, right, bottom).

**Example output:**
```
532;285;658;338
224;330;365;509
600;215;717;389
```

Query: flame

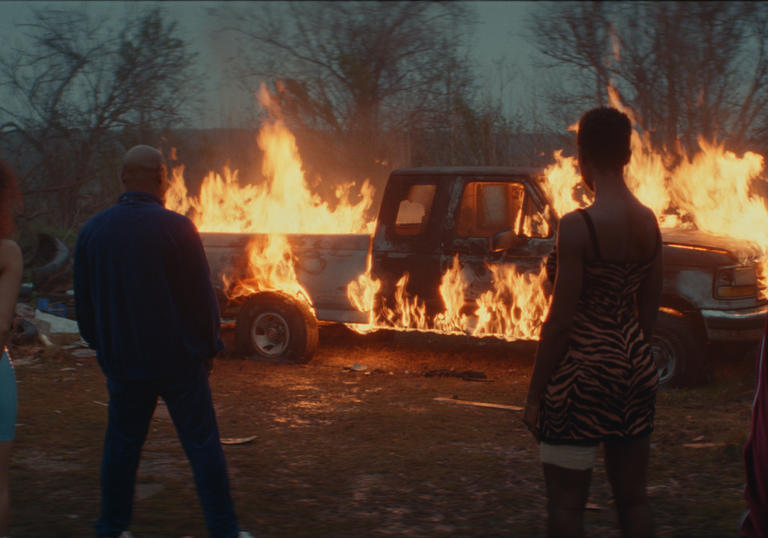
224;234;312;307
346;255;551;340
433;255;469;334
166;84;375;304
168;78;767;348
472;265;550;341
538;83;767;292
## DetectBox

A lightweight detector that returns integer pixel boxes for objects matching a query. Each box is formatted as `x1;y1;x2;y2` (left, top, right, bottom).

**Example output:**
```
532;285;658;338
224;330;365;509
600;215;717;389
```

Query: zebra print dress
538;209;659;445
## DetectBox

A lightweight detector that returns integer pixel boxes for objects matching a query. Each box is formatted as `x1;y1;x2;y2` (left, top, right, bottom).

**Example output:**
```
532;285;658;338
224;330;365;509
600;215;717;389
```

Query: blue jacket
74;191;224;380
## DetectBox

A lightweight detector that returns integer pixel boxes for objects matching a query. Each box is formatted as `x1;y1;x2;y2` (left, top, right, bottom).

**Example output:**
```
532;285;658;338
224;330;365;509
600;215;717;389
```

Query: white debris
15;303;35;319
34;309;79;334
221;435;258;445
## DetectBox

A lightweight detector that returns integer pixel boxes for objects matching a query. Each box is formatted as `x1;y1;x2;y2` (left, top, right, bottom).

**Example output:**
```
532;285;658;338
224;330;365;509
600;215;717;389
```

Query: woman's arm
526;212;586;403
0;240;22;349
637;232;663;339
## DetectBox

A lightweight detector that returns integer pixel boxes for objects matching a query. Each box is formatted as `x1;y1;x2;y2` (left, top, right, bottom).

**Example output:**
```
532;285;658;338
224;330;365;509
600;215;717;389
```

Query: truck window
522;197;551;238
394;184;437;236
457;182;525;238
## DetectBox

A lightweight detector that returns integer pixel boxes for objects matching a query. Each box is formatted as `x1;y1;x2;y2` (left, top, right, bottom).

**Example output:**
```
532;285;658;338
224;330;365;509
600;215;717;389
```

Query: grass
6;327;758;537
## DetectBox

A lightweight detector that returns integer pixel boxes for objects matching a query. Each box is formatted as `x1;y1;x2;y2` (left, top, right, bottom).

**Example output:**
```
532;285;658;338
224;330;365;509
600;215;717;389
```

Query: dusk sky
0;1;542;129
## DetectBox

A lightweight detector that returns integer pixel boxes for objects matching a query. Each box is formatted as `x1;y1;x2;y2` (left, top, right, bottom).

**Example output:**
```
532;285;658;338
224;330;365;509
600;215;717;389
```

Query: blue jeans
95;363;239;538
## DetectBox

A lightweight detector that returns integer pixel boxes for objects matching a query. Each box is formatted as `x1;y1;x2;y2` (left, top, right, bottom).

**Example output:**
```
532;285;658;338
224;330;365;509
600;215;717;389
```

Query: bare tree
215;1;477;190
527;1;768;158
0;7;200;235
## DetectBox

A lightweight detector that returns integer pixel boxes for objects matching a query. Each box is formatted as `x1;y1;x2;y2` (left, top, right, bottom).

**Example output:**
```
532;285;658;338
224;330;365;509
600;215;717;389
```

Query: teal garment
0;350;16;441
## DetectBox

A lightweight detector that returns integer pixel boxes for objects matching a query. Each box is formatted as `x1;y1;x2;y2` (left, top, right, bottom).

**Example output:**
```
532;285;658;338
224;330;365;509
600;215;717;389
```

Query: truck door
371;176;447;321
441;178;554;317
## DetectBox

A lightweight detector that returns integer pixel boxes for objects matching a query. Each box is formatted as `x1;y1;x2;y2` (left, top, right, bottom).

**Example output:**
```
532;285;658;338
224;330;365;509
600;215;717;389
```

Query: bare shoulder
559;210;588;238
557;210;588;253
636;203;660;231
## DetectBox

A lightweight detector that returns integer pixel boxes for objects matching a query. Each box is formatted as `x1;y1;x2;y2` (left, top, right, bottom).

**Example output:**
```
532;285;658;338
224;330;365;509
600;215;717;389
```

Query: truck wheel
235;292;318;363
650;312;705;387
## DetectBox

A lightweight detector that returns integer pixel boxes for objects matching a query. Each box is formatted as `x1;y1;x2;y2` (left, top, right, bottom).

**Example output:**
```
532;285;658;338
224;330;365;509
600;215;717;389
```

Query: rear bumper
701;304;767;341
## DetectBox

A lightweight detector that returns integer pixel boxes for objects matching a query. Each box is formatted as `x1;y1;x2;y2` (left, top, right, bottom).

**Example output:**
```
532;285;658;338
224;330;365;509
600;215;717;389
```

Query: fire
471;265;550;341
346;255;550;340
166;84;375;303
539;84;767;290
168;79;767;347
223;234;312;306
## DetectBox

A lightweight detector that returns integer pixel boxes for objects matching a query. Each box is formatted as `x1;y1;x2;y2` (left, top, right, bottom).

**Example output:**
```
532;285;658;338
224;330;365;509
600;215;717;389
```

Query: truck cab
202;166;766;386
371;167;766;385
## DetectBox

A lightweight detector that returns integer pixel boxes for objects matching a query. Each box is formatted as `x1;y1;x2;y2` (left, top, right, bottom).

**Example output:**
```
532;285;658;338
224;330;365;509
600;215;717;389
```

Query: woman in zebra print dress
523;107;663;537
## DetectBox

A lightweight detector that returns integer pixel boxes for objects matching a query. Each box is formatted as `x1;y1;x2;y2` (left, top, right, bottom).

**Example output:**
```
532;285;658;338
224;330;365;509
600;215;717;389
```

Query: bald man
74;146;249;538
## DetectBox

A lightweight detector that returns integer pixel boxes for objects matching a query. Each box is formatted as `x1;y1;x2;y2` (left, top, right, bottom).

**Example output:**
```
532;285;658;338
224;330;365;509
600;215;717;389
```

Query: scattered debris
33;310;79;334
29;233;70;290
38;334;54;347
15;303;35;319
12;319;38;346
434;397;522;411
350;364;368;371
425;369;489;381
36;297;67;318
683;442;726;449
71;349;97;358
18;282;34;300
93;401;108;407
62;339;90;350
221;435;258;445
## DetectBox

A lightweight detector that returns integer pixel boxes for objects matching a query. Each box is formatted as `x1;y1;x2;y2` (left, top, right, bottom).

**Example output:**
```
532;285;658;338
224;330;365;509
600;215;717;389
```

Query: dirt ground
7;326;758;537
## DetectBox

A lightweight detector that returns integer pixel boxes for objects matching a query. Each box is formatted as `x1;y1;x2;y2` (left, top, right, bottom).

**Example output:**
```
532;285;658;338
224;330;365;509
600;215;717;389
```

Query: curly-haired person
0;161;22;538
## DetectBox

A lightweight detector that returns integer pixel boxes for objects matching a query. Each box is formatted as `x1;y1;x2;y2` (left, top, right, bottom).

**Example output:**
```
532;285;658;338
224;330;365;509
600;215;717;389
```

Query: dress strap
577;208;602;260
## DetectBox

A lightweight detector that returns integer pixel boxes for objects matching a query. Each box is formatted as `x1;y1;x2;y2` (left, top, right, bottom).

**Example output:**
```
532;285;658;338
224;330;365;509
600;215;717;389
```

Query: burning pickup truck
200;166;767;387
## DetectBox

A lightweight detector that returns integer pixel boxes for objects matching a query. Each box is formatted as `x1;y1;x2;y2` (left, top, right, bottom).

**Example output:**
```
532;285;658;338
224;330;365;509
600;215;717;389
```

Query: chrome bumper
701;304;768;341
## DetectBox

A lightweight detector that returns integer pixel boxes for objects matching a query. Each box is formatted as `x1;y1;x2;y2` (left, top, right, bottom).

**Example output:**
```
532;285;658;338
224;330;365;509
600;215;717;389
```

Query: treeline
1;2;766;240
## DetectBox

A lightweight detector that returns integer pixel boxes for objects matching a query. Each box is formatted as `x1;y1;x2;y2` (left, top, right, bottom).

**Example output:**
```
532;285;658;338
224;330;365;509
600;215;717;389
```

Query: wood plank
434;397;522;411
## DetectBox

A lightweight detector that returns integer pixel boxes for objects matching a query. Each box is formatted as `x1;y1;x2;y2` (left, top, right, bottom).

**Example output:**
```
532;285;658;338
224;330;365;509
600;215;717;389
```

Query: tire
235;292;318;363
650;312;705;387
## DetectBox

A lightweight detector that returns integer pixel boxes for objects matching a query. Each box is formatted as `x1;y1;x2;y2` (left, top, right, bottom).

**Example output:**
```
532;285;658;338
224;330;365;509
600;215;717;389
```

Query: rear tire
650;312;705;387
235;292;318;363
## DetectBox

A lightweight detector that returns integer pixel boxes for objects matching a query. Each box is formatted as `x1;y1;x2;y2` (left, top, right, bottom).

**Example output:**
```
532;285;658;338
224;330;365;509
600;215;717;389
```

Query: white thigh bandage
539;442;598;470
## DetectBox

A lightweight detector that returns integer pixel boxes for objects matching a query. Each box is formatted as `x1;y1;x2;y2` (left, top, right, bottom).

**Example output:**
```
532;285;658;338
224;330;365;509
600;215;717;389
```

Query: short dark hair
0;161;20;238
577;107;632;171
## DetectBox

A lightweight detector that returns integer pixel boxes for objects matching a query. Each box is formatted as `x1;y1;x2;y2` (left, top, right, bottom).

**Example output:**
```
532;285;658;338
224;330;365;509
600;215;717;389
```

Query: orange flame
169;78;767;346
346;255;551;340
166;84;376;304
538;83;767;293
